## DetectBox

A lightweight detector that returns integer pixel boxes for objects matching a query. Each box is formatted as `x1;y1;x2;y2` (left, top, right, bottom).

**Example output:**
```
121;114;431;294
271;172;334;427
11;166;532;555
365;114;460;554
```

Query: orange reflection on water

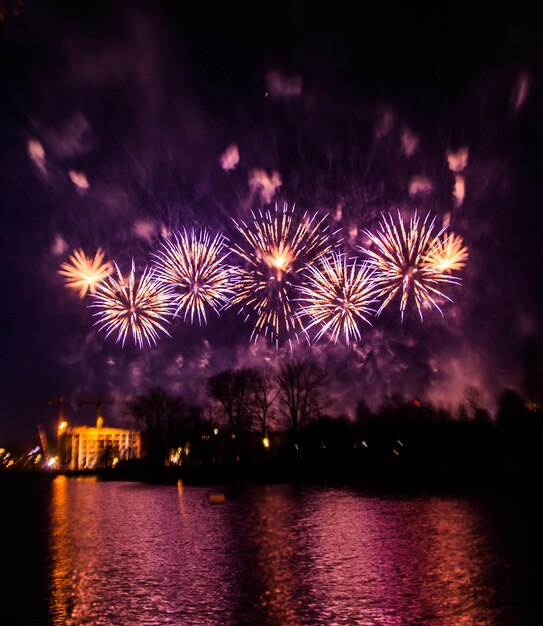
50;475;101;625
419;498;500;626
46;480;513;625
49;475;71;624
249;487;300;626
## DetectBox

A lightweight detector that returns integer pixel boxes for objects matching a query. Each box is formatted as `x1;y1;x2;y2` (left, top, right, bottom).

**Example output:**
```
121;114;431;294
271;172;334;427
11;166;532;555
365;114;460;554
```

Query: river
1;475;539;625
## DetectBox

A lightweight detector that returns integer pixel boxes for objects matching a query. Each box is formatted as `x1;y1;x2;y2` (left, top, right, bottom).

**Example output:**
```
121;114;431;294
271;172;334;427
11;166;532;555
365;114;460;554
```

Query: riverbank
4;453;535;498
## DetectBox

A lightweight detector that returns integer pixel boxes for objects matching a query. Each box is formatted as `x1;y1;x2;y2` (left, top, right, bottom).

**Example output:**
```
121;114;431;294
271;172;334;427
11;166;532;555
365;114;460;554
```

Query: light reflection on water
47;479;530;625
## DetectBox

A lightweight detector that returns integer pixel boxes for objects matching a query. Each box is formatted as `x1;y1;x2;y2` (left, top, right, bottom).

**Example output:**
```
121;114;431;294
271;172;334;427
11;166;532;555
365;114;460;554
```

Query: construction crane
37;424;51;465
48;396;67;427
77;396;114;427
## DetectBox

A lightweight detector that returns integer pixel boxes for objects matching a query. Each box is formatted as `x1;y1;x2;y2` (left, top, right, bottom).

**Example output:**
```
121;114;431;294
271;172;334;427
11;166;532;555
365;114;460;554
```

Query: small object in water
209;493;226;505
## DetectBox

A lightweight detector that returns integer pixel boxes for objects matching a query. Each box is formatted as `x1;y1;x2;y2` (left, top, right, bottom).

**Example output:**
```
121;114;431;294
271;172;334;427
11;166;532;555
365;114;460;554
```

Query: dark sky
1;0;542;443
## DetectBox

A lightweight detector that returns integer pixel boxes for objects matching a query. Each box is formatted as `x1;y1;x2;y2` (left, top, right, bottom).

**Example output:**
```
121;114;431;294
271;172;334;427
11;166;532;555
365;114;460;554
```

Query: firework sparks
58;248;113;298
423;232;468;274
297;252;379;345
91;261;174;348
360;211;466;321
152;229;234;324
230;202;335;345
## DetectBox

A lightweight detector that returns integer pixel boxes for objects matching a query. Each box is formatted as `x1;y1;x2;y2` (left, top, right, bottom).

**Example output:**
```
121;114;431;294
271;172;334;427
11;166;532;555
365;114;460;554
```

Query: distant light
58;421;68;432
209;493;225;505
413;399;421;407
262;437;270;449
112;457;119;466
213;428;219;436
48;458;56;467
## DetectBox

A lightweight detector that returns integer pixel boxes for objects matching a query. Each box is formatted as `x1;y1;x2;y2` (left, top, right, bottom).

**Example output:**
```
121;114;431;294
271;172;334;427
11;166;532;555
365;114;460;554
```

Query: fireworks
230;203;334;345
91;261;174;348
297;252;378;345
360;211;466;321
151;229;234;324
58;248;113;298
423;232;468;274
62;206;468;350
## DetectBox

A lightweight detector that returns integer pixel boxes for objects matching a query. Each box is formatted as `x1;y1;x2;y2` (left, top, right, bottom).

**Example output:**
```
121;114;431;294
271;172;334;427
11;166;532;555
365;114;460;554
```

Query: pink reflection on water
244;487;301;625
48;479;513;625
49;477;240;625
301;490;506;625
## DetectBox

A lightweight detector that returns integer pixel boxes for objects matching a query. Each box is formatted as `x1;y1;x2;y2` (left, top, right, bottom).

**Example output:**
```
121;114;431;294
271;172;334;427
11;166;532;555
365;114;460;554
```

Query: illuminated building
58;416;141;470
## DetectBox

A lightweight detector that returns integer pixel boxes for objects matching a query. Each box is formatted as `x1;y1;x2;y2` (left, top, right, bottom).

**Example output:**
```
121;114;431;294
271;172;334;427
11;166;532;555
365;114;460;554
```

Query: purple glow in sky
1;0;542;441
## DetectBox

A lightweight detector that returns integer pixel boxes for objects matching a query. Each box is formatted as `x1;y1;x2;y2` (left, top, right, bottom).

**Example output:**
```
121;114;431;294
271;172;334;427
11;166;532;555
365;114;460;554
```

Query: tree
355;398;372;436
464;385;489;421
205;368;253;436
246;366;279;437
521;337;542;411
126;387;187;465
276;360;329;433
496;388;528;433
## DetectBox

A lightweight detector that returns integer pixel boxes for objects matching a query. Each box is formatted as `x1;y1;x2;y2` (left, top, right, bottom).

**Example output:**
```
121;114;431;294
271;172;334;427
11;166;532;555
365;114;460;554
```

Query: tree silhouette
355;398;372;436
496;388;528;433
521;337;542;411
206;368;253;436
126;387;187;465
246;366;279;437
276;360;329;433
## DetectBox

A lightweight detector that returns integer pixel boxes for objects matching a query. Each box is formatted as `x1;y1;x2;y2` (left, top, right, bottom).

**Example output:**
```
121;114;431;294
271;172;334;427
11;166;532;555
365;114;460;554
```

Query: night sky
1;0;542;443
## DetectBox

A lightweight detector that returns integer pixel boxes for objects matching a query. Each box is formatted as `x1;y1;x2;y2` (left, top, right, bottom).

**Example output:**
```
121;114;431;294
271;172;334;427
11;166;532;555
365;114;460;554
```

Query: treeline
126;360;328;465
122;360;542;489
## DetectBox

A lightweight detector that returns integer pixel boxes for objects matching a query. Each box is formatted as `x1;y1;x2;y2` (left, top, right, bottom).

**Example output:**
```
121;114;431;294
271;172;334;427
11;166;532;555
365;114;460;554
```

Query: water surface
1;476;539;625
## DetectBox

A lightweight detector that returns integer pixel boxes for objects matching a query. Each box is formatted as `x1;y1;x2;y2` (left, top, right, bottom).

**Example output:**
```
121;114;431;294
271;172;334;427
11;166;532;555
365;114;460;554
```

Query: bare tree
205;368;253;436
464;385;490;421
247;366;279;437
126;387;186;465
521;336;542;411
276;360;329;433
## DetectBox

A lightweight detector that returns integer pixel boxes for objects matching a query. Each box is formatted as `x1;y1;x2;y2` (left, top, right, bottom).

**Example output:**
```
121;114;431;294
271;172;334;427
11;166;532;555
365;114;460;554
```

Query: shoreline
1;460;537;497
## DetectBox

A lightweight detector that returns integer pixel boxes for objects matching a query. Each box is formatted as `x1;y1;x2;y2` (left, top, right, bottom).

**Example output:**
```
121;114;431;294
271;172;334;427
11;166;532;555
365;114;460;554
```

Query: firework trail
58;248;113;298
91;260;174;348
360;211;467;321
297;251;379;346
151;228;234;324
230;202;335;346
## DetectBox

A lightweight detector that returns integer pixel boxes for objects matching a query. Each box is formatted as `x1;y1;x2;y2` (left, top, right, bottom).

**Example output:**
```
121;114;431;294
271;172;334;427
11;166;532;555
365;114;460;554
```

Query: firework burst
58;248;113;298
152;229;234;324
297;252;379;345
91;261;174;348
423;232;468;274
230;202;335;346
360;211;466;321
